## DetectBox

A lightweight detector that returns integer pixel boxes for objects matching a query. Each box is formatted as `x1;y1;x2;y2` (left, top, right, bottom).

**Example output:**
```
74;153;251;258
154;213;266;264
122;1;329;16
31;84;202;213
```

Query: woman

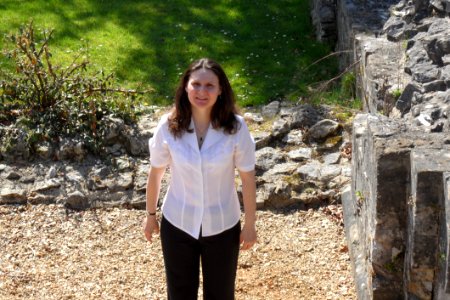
143;58;257;300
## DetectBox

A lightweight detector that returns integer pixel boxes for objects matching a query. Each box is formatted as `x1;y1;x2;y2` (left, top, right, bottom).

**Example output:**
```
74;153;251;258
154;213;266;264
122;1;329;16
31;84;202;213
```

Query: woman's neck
192;109;210;150
192;109;211;128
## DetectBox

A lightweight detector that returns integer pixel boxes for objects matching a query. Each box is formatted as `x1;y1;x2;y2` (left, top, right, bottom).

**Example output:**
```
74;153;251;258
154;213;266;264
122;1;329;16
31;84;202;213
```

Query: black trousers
160;216;241;300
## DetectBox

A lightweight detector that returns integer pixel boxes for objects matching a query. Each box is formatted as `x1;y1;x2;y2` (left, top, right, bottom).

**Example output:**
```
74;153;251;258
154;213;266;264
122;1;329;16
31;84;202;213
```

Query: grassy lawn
0;0;340;107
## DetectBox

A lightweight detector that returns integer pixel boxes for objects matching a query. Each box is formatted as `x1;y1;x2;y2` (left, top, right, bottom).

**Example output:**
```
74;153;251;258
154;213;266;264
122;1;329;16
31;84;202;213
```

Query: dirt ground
0;204;356;300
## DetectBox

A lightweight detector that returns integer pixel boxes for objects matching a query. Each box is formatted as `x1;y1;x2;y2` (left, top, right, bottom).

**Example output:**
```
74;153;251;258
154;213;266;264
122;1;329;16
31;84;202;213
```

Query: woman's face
185;68;221;113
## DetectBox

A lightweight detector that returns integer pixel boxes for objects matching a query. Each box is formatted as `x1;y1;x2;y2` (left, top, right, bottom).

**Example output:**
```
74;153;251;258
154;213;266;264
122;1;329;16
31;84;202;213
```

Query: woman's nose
195;85;208;92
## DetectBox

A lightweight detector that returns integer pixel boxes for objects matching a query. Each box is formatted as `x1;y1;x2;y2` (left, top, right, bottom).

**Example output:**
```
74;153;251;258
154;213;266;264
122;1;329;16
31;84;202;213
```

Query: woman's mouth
195;98;208;104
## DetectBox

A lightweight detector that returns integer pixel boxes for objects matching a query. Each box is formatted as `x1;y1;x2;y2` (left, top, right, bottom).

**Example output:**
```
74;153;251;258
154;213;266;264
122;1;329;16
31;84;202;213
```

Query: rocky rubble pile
0;101;354;210
379;0;450;130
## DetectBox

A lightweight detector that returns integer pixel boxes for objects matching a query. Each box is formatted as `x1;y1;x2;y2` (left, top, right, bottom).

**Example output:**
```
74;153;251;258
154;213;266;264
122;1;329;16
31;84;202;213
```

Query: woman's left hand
240;222;257;250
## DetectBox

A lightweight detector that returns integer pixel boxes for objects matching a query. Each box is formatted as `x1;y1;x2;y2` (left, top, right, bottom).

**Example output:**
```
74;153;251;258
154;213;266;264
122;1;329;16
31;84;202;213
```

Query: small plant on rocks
0;21;149;155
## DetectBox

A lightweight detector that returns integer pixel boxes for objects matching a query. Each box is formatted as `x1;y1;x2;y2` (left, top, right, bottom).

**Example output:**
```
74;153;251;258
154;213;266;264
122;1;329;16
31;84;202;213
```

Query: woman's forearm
146;166;166;213
239;170;256;225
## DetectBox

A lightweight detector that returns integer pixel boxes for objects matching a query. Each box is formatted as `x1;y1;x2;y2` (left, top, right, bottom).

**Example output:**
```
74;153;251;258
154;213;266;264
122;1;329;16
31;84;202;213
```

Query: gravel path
0;204;356;299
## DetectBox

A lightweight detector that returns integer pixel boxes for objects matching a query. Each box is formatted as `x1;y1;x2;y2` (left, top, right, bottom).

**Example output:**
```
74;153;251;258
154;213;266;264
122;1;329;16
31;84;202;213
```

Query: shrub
0;21;148;154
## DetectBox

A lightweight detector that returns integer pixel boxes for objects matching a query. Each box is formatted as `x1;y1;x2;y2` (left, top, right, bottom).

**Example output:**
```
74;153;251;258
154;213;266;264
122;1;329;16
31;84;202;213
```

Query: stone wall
343;114;450;298
0;102;353;213
336;0;396;71
321;0;450;298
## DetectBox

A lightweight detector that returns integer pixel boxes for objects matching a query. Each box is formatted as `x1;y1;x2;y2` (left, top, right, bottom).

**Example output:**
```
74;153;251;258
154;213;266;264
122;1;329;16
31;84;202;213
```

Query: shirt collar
188;118;226;152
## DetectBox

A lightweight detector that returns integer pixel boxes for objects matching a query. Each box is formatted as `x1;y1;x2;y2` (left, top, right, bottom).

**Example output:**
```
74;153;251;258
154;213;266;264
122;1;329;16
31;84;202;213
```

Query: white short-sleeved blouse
149;113;255;239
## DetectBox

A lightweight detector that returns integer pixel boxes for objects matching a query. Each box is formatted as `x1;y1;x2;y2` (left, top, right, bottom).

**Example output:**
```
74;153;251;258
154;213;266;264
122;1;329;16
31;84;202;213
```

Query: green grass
0;0;339;107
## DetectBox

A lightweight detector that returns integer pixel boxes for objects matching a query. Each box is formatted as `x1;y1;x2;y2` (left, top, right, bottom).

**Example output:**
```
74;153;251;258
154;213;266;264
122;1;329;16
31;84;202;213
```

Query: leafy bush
0;22;148;154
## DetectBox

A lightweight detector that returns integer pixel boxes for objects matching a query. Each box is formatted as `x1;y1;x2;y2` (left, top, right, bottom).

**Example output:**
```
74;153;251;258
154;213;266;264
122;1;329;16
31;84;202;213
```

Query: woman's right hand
142;216;160;243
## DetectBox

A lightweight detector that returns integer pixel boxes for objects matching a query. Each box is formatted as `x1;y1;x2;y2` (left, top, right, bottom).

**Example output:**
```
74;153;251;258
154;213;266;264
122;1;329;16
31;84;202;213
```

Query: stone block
355;34;409;114
434;172;450;297
405;150;450;299
347;114;409;299
346;114;450;298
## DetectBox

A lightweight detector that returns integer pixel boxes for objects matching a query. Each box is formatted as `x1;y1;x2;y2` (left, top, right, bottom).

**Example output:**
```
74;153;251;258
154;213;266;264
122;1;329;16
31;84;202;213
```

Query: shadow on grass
1;0;337;106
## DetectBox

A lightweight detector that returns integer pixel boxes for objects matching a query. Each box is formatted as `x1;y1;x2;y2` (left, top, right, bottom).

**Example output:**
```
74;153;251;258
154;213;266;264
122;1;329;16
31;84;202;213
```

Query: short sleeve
234;116;255;172
149;115;171;168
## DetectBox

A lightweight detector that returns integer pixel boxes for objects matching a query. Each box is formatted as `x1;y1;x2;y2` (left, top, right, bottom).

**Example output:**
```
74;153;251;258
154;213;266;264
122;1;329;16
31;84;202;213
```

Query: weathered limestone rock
434;172;450;299
320;164;342;181
0;127;30;161
431;0;450;13
297;161;322;181
102;116;125;143
344;114;408;299
344;114;450;299
404;149;450;299
65;167;86;191
255;147;285;176
355;34;410;114
290;104;322;129
261;100;280;118
65;191;88;210
243;112;264;124
261;162;299;181
27;193;57;205
383;16;408;41
134;163;150;193
32;179;62;193
0;184;27;204
125;135;147;156
56;138;85;161
6;171;21;180
283;129;304;145
323;152;340;164
336;0;397;70
102;172;134;193
272;118;290;138
131;114;157;156
252;131;272;150
287;148;312;161
395;82;423;116
35;141;54;160
303;119;342;143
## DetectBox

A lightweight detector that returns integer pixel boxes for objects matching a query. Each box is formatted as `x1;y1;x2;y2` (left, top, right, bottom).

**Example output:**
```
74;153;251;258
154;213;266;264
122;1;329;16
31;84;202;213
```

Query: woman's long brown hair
168;58;240;138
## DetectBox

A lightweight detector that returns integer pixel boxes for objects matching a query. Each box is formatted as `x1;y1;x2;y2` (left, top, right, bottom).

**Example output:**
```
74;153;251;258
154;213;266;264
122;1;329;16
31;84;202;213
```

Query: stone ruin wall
312;0;450;299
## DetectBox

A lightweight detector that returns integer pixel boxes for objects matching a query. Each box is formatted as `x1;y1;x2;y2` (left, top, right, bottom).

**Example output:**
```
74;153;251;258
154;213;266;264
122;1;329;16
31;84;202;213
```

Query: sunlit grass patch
0;0;343;107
